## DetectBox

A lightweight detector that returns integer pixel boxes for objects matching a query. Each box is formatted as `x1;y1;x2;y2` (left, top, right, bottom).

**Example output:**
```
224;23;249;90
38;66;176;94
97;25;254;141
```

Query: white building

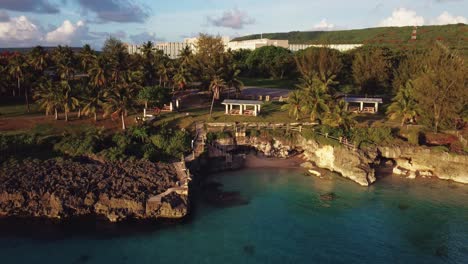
126;36;231;59
227;39;289;51
289;43;363;52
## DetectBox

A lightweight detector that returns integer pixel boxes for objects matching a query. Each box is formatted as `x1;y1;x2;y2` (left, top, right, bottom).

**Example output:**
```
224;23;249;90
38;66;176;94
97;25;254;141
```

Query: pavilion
221;99;264;116
344;97;383;114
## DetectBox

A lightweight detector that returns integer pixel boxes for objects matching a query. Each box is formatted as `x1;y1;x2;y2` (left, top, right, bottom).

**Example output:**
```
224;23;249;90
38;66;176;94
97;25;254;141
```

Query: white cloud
207;9;255;29
0;15;43;47
313;19;335;30
45;20;90;45
379;8;425;27
432;11;467;25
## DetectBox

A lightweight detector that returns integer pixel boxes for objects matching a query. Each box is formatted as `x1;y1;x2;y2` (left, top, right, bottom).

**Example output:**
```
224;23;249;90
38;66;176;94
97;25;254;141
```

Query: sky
0;0;466;49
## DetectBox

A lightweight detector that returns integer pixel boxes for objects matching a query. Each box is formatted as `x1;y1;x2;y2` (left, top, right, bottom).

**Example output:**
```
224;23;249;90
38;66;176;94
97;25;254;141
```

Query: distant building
126;36;231;59
227;39;289;51
289;44;363;52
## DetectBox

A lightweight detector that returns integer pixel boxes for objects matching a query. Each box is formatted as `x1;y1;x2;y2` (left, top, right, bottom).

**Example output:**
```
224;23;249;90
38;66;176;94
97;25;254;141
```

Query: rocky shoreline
214;135;468;186
0;159;188;222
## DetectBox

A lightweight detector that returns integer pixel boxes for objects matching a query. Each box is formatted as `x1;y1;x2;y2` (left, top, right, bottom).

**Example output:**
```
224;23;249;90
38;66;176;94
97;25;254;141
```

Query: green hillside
233;24;467;48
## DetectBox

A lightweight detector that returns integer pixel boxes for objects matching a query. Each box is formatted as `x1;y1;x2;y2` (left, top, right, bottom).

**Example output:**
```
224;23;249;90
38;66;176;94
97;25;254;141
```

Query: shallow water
1;169;467;264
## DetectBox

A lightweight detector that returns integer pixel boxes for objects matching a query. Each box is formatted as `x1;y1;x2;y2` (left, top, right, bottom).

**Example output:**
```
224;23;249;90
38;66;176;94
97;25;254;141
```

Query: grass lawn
0;97;41;118
240;77;298;89
152;102;304;130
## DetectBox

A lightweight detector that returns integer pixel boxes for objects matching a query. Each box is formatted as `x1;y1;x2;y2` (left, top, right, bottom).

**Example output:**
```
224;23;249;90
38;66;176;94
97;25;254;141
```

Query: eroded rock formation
0;159;188;222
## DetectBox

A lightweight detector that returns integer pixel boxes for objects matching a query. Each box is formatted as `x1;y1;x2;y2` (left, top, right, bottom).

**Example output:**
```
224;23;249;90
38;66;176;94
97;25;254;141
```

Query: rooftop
222;99;264;105
344;97;383;104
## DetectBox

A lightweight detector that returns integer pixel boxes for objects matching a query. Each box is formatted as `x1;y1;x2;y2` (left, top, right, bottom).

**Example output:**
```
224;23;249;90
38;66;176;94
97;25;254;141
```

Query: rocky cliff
235;135;467;186
0;159;188;222
378;146;468;184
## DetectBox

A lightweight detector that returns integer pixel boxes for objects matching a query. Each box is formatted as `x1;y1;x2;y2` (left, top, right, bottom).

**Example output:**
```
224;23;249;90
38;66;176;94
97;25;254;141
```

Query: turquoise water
1;168;468;264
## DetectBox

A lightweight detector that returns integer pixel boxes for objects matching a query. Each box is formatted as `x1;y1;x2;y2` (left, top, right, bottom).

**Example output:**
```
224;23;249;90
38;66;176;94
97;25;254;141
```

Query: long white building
227;39;290;51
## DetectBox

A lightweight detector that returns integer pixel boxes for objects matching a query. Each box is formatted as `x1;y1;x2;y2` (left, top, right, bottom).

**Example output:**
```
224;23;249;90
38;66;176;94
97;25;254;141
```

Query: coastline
243;154;303;169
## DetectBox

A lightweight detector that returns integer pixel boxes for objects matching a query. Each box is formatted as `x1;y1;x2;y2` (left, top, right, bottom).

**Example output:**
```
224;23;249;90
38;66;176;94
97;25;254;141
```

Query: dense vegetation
1;124;191;164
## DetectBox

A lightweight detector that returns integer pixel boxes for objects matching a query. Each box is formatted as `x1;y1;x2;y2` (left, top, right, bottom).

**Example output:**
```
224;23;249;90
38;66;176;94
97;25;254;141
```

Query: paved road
241;87;290;99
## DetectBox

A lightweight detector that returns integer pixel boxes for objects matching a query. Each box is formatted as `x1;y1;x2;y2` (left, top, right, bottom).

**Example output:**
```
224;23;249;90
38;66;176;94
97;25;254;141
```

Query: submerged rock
320;192;337;201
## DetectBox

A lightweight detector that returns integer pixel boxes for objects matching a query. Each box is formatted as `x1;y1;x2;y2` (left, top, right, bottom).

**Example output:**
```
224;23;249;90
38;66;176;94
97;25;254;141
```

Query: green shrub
351;127;395;148
99;147;127;162
53;128;104;157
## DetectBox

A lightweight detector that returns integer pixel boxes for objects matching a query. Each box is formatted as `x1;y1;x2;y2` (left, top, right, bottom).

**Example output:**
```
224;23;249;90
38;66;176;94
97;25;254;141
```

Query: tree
209;75;226;117
29;46;49;73
323;100;356;133
53;46;76;81
173;66;191;90
352;47;391;95
59;81;79;122
193;34;226;87
297;76;330;123
139;41;157;86
102;37;129;86
89;56;109;89
386;81;419;126
8;54;29;111
103;84;138;130
33;80;62;120
281;90;303;120
82;86;105;122
137;86;169;109
78;44;96;72
246;46;293;79
412;45;467;132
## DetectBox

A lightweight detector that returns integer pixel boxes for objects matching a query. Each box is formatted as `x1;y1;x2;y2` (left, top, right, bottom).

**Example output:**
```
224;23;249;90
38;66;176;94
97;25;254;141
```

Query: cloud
0;14;119;48
379;8;425;27
207;9;255;29
0;15;43;47
0;0;59;14
77;0;149;23
313;19;335;30
0;11;10;22
45;20;95;45
130;32;165;44
432;11;467;25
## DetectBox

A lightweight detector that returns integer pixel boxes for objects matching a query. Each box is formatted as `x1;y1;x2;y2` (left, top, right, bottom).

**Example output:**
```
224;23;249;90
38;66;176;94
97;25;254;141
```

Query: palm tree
387;81;419;126
224;64;243;98
103;84;138;130
29;46;48;73
158;60;173;87
82;87;105;122
209;75;226;117
173;66;191;90
78;44;96;72
281;90;303;120
139;41;157;86
34;80;62;120
298;76;330;123
8;54;29;111
59;81;79;122
323;100;356;133
53;46;76;81
88;56;109;89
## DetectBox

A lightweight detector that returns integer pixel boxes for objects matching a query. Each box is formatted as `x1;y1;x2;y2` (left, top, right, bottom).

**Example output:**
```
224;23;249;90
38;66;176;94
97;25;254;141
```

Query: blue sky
0;0;466;49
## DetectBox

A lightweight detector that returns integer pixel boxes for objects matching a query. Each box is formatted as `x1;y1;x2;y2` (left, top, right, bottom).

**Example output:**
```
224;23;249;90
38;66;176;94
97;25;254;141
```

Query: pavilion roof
222;99;264;105
344;97;383;104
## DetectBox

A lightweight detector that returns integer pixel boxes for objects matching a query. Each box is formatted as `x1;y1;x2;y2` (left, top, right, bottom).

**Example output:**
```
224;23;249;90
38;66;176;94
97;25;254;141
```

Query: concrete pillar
225;104;228;114
375;103;379;113
176;99;180;109
258;105;261;112
170;102;173;111
360;102;364;111
144;108;147;117
240;104;243;115
254;105;258;116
